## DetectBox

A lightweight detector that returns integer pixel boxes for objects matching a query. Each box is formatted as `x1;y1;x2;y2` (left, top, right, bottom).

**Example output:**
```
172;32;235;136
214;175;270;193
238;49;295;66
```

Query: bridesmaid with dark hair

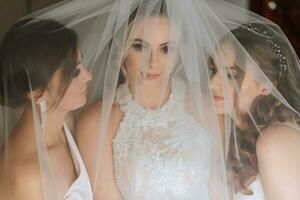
0;18;93;199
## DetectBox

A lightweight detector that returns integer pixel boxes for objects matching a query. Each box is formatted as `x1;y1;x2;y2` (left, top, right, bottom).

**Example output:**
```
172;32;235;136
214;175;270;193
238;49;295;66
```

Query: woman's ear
258;84;271;96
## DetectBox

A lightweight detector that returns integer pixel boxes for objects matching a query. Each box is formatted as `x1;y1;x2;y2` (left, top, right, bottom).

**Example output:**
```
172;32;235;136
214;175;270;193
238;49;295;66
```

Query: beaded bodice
112;79;211;200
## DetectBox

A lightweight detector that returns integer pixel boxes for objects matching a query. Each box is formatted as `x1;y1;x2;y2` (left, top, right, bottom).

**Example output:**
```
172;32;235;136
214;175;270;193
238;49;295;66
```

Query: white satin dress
235;177;265;200
63;124;93;200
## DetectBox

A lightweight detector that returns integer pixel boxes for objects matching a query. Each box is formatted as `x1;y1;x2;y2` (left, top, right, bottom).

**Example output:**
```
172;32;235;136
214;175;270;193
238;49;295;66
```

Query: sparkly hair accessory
240;23;288;73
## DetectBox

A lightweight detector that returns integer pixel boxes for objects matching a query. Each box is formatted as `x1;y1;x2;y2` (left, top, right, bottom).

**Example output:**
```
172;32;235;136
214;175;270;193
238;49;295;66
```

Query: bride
76;2;212;199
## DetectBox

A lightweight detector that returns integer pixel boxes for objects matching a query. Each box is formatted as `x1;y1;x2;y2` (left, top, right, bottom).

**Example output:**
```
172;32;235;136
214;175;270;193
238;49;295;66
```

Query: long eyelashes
226;68;238;80
132;43;148;52
208;65;238;80
131;42;176;54
208;65;217;76
227;73;237;80
160;44;175;54
73;68;81;78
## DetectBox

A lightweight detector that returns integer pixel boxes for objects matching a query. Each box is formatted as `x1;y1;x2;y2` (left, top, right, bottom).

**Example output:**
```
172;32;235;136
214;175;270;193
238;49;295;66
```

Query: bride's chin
141;78;169;88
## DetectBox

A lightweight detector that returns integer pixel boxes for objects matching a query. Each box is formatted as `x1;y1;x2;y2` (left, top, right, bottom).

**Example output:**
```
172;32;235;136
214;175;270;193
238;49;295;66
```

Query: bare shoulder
75;100;123;180
256;125;300;199
14;158;43;199
0;125;47;199
257;125;300;153
76;100;123;141
256;124;300;161
0;149;43;199
76;101;102;141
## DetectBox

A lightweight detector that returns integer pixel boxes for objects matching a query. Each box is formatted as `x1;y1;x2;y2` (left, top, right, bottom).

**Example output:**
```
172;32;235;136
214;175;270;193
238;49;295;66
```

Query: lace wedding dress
112;79;212;200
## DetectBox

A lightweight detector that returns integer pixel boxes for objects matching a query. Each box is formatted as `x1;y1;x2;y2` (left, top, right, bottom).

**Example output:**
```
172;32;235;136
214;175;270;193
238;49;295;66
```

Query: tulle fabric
1;0;300;199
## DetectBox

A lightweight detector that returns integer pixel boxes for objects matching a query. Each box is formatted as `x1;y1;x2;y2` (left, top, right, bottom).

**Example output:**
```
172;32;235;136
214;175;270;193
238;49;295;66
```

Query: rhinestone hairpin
240;23;288;73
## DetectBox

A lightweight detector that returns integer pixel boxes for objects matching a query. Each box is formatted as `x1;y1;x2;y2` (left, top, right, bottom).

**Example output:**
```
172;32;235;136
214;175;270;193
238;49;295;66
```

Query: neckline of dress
115;78;185;115
63;123;86;197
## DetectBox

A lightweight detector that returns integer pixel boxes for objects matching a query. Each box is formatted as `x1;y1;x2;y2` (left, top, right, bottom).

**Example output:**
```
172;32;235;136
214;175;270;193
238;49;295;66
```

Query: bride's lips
213;95;224;101
140;72;161;80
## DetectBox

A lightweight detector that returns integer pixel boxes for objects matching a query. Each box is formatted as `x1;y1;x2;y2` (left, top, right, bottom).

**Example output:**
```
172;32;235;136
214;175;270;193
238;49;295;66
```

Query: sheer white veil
1;0;300;199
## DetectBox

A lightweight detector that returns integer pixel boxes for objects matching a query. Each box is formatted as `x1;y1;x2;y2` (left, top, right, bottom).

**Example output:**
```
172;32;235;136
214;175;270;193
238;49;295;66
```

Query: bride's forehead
130;17;172;41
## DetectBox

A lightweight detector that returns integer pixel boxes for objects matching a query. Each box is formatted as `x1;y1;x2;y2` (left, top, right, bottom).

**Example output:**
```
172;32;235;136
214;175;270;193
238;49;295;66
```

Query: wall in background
249;0;300;55
0;0;249;41
0;0;62;41
224;0;249;8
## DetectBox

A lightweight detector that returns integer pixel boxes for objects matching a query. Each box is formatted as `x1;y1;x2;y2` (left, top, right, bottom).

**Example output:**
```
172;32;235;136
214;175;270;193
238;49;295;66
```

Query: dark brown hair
0;18;79;108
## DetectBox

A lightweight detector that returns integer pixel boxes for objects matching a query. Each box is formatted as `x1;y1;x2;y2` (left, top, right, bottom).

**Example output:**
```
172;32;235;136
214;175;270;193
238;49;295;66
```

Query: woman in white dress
76;3;214;200
209;23;300;200
0;18;93;199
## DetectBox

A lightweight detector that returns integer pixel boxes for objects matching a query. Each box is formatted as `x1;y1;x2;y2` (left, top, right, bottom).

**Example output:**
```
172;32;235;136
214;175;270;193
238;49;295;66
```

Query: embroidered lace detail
113;79;211;200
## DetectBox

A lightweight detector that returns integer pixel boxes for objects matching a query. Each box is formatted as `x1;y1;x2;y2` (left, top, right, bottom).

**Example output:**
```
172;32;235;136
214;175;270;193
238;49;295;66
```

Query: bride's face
210;42;263;115
123;16;178;89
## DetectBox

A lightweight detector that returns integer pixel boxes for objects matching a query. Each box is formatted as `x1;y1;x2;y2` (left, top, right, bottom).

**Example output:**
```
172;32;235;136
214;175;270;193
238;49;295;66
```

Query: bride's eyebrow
208;57;216;66
133;38;150;46
160;41;175;47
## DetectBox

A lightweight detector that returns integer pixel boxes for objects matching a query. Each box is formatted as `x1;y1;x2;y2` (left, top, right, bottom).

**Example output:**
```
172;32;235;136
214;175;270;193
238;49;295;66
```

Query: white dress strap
235;176;265;200
63;124;93;200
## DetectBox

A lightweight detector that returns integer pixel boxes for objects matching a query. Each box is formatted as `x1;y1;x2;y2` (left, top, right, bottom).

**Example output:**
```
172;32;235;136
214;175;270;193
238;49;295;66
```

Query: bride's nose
149;51;158;68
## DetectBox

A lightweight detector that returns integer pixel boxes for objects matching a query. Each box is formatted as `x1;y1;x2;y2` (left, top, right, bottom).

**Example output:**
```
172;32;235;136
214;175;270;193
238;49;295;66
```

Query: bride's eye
132;43;148;52
160;44;176;54
208;65;217;77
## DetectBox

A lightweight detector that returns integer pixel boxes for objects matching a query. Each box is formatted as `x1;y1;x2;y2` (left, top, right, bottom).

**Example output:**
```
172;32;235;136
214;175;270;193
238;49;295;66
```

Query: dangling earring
39;100;47;133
